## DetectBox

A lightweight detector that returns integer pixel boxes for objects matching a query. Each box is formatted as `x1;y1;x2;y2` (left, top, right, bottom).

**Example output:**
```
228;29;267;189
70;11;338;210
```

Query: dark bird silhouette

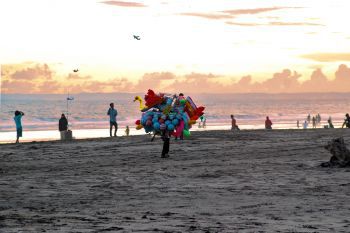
133;35;141;40
73;69;79;72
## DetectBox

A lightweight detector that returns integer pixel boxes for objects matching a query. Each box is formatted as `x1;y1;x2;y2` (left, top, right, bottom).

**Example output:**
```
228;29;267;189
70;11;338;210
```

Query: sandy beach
1;129;350;232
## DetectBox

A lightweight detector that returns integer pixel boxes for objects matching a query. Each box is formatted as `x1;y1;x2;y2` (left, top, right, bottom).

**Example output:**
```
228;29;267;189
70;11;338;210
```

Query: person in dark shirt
342;113;350;128
59;114;68;140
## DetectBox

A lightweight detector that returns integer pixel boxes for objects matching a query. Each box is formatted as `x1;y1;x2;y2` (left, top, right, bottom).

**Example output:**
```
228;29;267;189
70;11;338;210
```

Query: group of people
297;113;350;129
12;106;350;144
230;115;273;130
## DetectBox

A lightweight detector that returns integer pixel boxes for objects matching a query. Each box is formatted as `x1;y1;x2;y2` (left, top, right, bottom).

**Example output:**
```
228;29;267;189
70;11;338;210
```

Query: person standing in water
14;110;25;143
107;103;118;137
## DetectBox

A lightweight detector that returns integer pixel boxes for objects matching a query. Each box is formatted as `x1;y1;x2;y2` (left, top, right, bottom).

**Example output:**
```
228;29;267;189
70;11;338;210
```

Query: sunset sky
1;0;350;93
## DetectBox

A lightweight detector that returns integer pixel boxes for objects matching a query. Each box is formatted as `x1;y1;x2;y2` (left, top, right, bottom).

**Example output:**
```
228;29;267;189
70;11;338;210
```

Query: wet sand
1;129;350;232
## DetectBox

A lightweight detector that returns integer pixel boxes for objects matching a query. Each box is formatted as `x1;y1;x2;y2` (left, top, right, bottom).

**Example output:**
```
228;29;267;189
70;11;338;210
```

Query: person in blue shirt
14;110;25;143
107;103;118;137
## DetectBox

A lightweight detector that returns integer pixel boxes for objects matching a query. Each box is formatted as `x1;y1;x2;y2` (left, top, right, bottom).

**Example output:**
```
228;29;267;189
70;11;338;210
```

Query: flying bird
73;69;79;72
133;35;141;40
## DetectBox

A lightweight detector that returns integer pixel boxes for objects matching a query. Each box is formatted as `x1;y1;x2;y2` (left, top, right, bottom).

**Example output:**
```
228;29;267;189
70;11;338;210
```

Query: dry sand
1;129;350;232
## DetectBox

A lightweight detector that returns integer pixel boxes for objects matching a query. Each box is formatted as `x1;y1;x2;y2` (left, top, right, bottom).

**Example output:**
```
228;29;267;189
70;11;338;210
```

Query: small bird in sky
73;69;79;72
133;35;141;40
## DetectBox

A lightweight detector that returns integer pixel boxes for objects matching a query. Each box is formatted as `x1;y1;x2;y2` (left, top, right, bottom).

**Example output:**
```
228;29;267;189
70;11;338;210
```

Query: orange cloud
269;21;323;26
178;12;233;20
301;53;350;62
222;7;301;15
2;62;350;94
226;21;323;27
226;21;260;27
100;1;147;7
66;73;92;80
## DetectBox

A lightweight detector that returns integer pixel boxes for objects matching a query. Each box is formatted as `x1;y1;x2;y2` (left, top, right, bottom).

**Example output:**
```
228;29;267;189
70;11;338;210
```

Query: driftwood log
322;137;350;167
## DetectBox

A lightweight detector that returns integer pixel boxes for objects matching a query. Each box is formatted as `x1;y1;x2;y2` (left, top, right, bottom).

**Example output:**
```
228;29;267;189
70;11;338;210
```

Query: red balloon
135;119;141;125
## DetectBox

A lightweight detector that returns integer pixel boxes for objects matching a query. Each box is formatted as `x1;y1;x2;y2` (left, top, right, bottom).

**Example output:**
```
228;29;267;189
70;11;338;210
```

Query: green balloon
180;99;187;105
183;129;190;137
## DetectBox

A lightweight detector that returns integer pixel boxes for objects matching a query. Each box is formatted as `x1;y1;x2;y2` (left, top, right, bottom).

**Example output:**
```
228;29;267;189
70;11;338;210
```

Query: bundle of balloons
134;89;205;138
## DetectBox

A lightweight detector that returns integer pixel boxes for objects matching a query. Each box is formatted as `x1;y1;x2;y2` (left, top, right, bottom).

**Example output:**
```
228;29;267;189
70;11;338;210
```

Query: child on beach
265;116;272;130
14;110;24;143
125;126;130;136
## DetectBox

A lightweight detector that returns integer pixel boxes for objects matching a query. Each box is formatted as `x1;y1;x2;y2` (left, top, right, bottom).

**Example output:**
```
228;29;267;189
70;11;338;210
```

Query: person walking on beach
303;120;308;129
107;103;118;137
231;115;240;131
297;120;300;129
14;110;24;143
265;116;272;130
342;113;350;128
59;113;68;140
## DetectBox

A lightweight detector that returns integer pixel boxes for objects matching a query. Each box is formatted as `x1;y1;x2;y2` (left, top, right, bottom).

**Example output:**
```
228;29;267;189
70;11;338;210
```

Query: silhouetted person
297;120;299;129
14;110;24;143
59;113;68;140
125;126;130;136
107;103;118;137
328;119;334;129
342;113;350;128
312;116;316;128
307;114;311;123
231;115;240;130
265;116;272;130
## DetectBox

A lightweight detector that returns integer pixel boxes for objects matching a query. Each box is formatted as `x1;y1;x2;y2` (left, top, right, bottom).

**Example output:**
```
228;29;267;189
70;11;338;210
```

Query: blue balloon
167;124;174;131
153;122;160;130
166;98;173;105
165;120;171;125
172;119;179;126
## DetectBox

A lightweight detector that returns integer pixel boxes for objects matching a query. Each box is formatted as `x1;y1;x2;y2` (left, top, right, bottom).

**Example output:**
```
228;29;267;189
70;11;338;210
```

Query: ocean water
1;93;350;142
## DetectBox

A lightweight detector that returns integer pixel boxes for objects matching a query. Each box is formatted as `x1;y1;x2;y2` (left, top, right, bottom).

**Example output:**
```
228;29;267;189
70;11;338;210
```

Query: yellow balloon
133;96;145;110
136;124;143;130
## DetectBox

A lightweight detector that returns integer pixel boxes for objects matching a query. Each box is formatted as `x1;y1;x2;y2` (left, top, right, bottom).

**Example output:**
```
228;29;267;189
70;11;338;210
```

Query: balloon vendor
134;89;205;158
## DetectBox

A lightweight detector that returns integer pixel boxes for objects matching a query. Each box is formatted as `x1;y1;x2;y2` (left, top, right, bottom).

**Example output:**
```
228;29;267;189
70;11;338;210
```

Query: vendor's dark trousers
162;137;170;157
